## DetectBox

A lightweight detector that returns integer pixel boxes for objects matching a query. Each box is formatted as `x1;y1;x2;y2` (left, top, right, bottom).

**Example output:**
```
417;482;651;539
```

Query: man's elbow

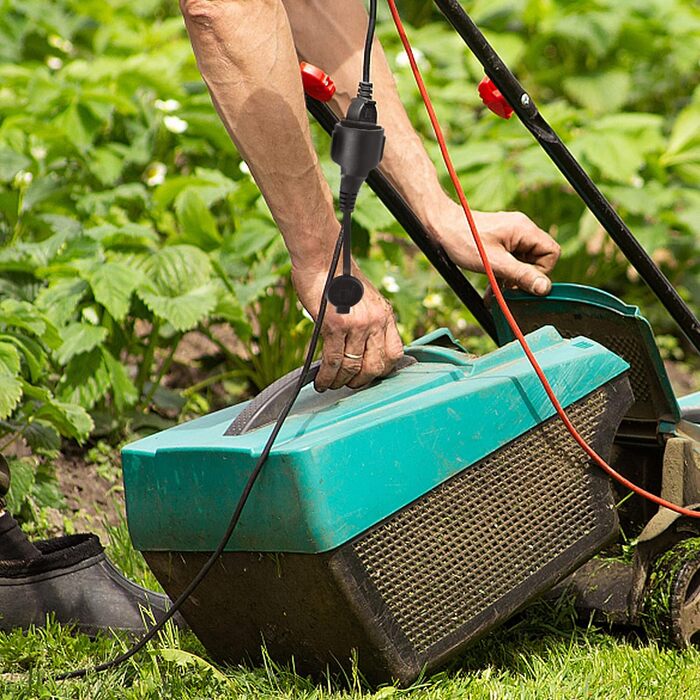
180;0;223;27
180;0;275;27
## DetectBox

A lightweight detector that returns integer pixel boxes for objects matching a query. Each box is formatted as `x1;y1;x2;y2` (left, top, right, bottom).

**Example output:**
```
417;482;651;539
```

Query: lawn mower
116;0;700;687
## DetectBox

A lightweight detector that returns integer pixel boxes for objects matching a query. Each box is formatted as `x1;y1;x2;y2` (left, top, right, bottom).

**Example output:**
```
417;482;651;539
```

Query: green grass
2;524;700;699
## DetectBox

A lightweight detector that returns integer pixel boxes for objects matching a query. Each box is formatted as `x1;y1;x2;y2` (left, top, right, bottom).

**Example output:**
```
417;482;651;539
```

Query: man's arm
282;0;560;295
180;0;337;269
180;0;404;391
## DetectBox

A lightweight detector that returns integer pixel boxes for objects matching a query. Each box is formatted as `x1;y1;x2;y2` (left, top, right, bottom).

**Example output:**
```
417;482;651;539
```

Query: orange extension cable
386;0;700;520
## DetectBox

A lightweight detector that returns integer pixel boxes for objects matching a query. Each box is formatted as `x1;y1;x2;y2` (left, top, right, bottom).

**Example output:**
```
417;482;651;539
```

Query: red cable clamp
300;62;336;102
478;76;513;119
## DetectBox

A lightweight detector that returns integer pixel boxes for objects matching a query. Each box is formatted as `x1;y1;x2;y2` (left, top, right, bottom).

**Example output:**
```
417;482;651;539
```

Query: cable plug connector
327;83;385;314
347;82;377;123
331;84;385;214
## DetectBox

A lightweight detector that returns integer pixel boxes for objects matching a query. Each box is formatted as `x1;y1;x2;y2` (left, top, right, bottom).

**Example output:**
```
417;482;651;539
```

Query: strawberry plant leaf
35;278;89;326
0;299;61;349
24;420;61;455
563;71;631;114
0;148;31;182
84;261;141;322
136;245;217;331
0;374;22;420
4;458;34;513
229;216;278;258
140;245;212;294
0;298;46;336
153;170;236;210
139;283;218;332
0;341;21;375
55;322;108;365
57;347;110;410
34;398;93;441
175;188;222;250
102;348;137;410
0;333;46;383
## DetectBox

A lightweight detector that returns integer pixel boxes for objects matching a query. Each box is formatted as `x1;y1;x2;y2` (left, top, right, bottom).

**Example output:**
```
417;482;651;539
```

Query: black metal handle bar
433;0;700;355
306;96;498;341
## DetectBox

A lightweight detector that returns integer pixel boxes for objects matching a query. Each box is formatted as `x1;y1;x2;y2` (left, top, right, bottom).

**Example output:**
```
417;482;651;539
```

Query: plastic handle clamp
478;76;513;119
300;62;336;102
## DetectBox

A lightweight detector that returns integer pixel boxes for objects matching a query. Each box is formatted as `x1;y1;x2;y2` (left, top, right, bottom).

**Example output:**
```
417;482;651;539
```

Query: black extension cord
56;230;344;681
363;0;378;84
56;0;379;679
327;0;382;315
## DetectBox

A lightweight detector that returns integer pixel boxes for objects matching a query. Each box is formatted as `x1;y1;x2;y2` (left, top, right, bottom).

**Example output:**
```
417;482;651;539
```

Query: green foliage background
0;0;698;453
0;0;699;693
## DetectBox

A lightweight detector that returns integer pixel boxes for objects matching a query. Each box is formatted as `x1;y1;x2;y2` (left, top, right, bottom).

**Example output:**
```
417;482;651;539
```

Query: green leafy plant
0;297;92;453
0;0;698;457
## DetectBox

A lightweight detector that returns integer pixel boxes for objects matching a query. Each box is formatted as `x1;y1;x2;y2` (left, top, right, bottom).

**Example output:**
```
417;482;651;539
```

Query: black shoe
0;533;186;635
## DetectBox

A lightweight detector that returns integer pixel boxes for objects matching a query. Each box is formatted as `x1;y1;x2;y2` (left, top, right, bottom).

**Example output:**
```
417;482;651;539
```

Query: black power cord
327;0;384;315
362;0;378;84
55;0;380;681
55;230;344;681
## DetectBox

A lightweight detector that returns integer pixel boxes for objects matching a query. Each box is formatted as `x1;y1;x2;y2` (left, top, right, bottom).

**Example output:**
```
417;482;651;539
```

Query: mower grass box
122;327;632;685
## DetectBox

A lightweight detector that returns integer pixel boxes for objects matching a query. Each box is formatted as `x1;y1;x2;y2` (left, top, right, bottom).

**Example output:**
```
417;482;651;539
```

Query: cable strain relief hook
339;190;358;213
357;81;373;100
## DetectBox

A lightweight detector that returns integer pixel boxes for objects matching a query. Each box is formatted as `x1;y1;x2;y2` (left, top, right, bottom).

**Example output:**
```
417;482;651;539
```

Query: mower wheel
643;538;700;648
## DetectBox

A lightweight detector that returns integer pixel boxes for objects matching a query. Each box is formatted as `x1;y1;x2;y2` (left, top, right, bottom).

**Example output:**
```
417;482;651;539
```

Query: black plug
327;82;385;314
331;83;385;214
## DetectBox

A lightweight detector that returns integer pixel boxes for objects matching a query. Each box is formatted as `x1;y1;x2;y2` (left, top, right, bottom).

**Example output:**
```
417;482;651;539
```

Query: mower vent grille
601;336;650;403
516;319;651;413
353;388;608;654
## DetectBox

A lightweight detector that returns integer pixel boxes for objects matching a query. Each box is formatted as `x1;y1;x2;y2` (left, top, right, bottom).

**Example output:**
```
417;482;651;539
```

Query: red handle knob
300;62;336;102
478;77;513;119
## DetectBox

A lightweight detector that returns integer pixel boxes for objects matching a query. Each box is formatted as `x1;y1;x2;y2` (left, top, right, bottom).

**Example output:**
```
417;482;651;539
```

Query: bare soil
55;449;124;539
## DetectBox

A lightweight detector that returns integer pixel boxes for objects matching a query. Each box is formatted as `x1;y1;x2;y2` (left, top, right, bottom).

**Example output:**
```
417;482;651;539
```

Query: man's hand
292;264;404;391
430;201;561;295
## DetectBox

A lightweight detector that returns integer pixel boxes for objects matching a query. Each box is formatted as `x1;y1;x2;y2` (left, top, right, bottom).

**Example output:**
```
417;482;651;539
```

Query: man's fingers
508;217;561;275
329;328;367;390
493;251;552;296
315;327;345;392
347;322;404;389
491;214;559;295
346;330;386;389
384;320;405;367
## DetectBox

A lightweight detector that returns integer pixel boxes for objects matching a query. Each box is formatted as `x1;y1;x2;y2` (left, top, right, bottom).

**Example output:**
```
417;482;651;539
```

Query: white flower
382;275;400;293
155;98;181;113
46;56;63;71
163;115;188;134
423;292;443;309
144;162;167;187
455;317;468;331
239;161;251;175
13;170;33;187
631;175;644;189
30;146;47;160
82;306;100;325
396;48;428;69
48;35;74;54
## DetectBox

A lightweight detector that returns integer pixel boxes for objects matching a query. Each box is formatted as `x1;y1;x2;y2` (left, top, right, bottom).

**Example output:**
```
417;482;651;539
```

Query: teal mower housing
123;321;633;684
